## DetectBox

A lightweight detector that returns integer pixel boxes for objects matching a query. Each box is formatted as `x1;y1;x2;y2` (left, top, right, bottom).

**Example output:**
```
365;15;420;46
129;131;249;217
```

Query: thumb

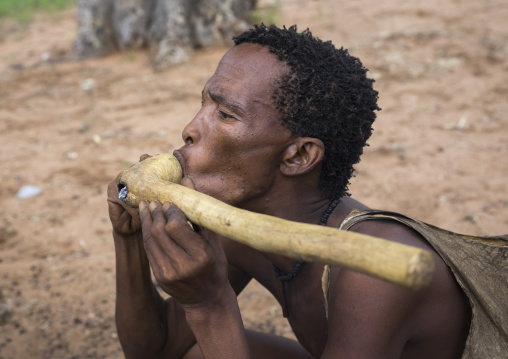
180;176;196;190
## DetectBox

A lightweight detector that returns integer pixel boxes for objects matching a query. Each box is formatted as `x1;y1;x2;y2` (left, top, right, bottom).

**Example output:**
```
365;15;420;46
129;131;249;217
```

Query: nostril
185;136;194;145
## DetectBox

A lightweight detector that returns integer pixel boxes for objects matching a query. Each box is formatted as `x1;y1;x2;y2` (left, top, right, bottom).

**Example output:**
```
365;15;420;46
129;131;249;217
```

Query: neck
234;174;346;269
257;196;344;273
237;183;331;224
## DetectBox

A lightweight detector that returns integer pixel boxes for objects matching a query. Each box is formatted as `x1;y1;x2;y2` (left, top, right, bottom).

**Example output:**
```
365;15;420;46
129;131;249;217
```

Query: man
107;24;472;358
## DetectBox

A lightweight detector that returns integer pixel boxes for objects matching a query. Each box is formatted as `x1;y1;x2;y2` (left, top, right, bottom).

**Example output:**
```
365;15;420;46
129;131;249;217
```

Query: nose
181;113;201;145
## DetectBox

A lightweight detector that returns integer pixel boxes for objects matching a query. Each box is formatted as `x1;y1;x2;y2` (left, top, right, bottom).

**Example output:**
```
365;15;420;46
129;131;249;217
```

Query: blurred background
0;0;507;357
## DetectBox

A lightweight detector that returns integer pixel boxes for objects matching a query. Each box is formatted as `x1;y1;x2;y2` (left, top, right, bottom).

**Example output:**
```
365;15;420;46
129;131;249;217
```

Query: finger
107;198;124;223
108;190;140;227
106;173;123;201
162;202;210;255
139;201;176;278
139;201;153;238
162;203;212;258
124;205;140;219
161;202;197;232
139;154;150;162
149;201;188;258
107;180;134;216
180;176;196;190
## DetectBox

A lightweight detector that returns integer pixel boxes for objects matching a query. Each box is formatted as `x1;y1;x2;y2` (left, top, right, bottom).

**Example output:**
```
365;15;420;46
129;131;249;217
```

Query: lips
172;149;187;177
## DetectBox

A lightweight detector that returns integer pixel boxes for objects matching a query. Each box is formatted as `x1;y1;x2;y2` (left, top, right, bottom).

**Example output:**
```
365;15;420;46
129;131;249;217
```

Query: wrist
182;284;250;359
182;283;237;320
113;230;147;266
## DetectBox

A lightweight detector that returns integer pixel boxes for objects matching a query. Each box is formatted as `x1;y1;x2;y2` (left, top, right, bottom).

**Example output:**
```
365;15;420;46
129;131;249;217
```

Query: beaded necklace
273;199;340;317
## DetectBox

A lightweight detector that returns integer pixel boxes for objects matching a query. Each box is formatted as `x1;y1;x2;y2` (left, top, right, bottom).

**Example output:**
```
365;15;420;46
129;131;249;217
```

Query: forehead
205;43;287;108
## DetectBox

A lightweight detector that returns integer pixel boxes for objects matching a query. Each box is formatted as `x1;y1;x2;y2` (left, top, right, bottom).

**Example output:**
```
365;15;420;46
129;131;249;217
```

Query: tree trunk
72;0;257;70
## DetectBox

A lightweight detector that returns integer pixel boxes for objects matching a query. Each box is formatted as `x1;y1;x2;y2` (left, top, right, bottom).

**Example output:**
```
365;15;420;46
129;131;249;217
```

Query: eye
218;110;235;121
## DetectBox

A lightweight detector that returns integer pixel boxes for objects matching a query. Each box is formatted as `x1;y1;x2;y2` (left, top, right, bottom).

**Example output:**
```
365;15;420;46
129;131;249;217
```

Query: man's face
174;43;293;207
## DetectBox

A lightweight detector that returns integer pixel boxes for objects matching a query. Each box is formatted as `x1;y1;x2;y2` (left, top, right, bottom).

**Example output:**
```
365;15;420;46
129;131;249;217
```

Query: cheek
189;128;245;179
208;129;248;164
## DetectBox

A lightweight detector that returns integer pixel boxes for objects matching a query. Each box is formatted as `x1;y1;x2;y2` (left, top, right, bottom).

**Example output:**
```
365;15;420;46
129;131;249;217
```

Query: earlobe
280;138;325;176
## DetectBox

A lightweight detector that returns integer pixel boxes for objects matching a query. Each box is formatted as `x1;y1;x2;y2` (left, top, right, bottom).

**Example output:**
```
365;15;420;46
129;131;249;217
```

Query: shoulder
333;198;429;250
347;213;432;250
322;208;470;358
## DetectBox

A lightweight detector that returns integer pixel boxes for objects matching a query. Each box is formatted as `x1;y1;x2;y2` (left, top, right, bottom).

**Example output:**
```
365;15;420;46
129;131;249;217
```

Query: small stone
66;151;78;159
81;78;95;91
78;123;90;133
41;52;52;62
16;185;42;199
92;134;102;144
10;63;23;70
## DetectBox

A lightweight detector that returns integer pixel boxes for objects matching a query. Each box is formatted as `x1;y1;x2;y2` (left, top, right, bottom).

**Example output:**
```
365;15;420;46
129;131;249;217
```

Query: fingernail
149;201;157;212
139;201;146;210
162;202;170;211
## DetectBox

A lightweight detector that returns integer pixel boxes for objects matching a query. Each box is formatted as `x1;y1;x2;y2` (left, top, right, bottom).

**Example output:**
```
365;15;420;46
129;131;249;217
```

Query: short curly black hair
233;24;380;200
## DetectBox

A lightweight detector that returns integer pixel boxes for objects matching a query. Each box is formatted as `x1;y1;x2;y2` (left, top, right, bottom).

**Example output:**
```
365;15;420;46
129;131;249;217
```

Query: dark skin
107;43;471;359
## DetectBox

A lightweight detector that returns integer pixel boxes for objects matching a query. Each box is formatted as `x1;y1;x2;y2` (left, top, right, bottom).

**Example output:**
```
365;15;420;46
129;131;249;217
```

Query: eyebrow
208;90;248;117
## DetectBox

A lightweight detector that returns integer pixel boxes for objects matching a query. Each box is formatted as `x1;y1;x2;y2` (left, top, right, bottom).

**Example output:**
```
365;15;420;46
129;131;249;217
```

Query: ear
280;137;325;176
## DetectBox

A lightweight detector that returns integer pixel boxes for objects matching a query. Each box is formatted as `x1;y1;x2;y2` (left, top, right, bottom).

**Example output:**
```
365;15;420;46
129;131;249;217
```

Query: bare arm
321;219;469;359
320;220;445;359
114;231;196;358
108;171;196;359
320;221;422;359
321;267;417;359
139;200;253;359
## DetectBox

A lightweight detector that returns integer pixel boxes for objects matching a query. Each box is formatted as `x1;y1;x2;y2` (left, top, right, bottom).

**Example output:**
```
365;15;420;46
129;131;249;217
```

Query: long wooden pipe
118;154;435;290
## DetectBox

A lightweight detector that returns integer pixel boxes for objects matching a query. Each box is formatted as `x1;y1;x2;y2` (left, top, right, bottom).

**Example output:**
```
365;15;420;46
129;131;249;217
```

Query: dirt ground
0;0;506;357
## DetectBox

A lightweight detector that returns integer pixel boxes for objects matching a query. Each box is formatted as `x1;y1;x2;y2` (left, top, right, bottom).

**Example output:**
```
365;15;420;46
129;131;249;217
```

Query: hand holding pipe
118;154;435;290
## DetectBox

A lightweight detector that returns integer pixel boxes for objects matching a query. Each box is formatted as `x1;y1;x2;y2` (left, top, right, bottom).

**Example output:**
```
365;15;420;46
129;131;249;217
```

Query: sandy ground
0;0;507;357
